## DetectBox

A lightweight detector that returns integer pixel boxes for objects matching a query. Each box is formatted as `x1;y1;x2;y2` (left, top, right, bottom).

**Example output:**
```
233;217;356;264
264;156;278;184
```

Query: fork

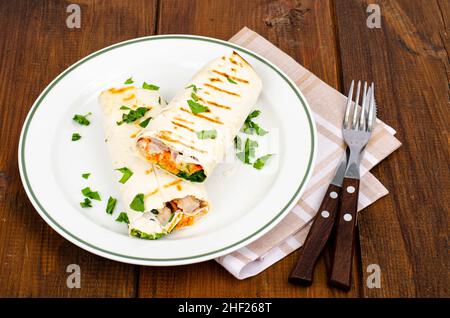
329;80;376;290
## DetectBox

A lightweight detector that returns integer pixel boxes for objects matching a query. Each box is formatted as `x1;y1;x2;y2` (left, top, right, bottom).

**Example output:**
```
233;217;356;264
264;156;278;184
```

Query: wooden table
0;0;448;298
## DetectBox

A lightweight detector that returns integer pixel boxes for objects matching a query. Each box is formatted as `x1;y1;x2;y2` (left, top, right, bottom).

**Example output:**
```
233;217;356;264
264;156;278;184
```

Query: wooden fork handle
289;184;341;286
329;177;359;291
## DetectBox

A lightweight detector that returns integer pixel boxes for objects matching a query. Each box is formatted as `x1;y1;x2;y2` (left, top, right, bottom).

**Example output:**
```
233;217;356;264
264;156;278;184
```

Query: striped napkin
215;27;401;279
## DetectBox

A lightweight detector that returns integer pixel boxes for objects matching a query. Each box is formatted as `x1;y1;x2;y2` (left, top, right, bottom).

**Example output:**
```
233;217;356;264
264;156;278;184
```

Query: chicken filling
137;137;206;182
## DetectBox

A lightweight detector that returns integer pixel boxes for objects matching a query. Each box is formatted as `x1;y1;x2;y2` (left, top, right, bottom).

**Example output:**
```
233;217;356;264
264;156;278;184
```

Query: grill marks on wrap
108;86;135;94
171;120;195;132
204;83;240;97
180;107;224;125
163;179;182;188
123;93;135;101
158;130;208;154
212;70;249;84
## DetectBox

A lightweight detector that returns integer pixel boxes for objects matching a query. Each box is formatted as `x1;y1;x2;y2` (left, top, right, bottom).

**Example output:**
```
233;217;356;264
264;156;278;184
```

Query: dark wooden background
0;0;448;297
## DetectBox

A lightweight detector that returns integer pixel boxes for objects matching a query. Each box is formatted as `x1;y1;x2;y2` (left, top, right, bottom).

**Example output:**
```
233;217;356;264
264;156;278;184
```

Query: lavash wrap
99;86;209;239
136;51;262;181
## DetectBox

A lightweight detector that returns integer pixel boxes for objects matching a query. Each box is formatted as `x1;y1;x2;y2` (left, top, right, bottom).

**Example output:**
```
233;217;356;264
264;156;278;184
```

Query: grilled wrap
99;86;209;239
136;51;262;182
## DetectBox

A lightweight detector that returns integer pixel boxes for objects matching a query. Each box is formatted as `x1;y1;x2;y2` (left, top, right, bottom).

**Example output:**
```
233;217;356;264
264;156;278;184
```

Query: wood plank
0;0;156;297
334;0;450;297
139;0;362;297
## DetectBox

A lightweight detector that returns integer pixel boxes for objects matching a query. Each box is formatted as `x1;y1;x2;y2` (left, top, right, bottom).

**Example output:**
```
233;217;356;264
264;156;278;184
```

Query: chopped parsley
158;97;161;105
191;92;199;101
115;212;129;224
82;173;91;179
106;196;117;215
177;170;207;183
73;112;92;126
81;187;101;201
117;107;149;125
124;77;134;84
151;209;159;215
241;110;268;136
185;84;200;93
116;167;133;184
71;133;81;141
236;138;258;164
80;198;92;208
253;154;273;170
142;82;159;90
227;77;238;84
130;229;163;240
130;193;145;212
187;100;209;114
197;129;217;140
120;105;131;110
234;135;242;150
139;117;152;128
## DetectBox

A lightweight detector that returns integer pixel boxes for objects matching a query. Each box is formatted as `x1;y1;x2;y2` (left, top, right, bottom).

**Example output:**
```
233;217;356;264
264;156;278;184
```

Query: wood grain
138;0;362;298
334;0;450;297
0;0;156;297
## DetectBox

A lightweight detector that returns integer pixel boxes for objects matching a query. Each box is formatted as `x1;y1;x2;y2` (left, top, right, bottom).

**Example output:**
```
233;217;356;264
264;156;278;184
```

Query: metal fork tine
367;83;375;132
352;81;361;129
359;82;368;130
343;80;354;128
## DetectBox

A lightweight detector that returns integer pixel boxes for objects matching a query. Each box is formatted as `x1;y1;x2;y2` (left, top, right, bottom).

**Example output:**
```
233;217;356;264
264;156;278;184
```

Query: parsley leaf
139;117;152;128
71;133;81;141
81;187;101;201
234;135;242;150
124;77;134;84
142;82;159;90
241;110;268;136
82;173;90;179
80;198;92;208
158;97;161;105
253;154;273;170
236;138;258;164
115;212;129;224
187;100;209;114
117;107;149;125
227;77;238;84
185;84;200;92
120;105;131;110
73;112;92;126
116;167;133;184
191;92;199;101
197;129;217;140
130;193;145;212
106;196;117;215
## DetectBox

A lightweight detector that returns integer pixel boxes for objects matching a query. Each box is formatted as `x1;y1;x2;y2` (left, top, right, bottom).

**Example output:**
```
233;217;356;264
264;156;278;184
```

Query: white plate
18;35;316;266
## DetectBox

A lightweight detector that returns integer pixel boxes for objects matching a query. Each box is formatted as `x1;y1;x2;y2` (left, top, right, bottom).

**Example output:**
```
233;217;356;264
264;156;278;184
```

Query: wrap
99;85;209;239
136;51;262;182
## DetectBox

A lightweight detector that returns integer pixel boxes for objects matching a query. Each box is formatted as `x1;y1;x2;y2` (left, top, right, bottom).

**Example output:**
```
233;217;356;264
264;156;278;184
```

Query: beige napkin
215;27;401;279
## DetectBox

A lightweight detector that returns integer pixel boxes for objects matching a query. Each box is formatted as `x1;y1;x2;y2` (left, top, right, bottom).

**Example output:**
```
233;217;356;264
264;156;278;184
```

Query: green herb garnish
253;154;273;170
120;105;131;110
236;138;258;164
234;135;242;150
191;92;199;101
227;77;238;84
196;129;217;140
124;77;134;84
176;170;207;183
115;212;129;224
80;198;92;208
241;110;268;136
151;209;159;215
142;82;159;90
73;112;92;126
187;100;209;114
139;117;152;128
130;193;145;212
158;97;161;105
82;173;90;179
81;187;101;201
130;229;163;240
116;167;133;184
117;107;149;125
71;133;81;141
185;84;200;93
106;196;117;215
